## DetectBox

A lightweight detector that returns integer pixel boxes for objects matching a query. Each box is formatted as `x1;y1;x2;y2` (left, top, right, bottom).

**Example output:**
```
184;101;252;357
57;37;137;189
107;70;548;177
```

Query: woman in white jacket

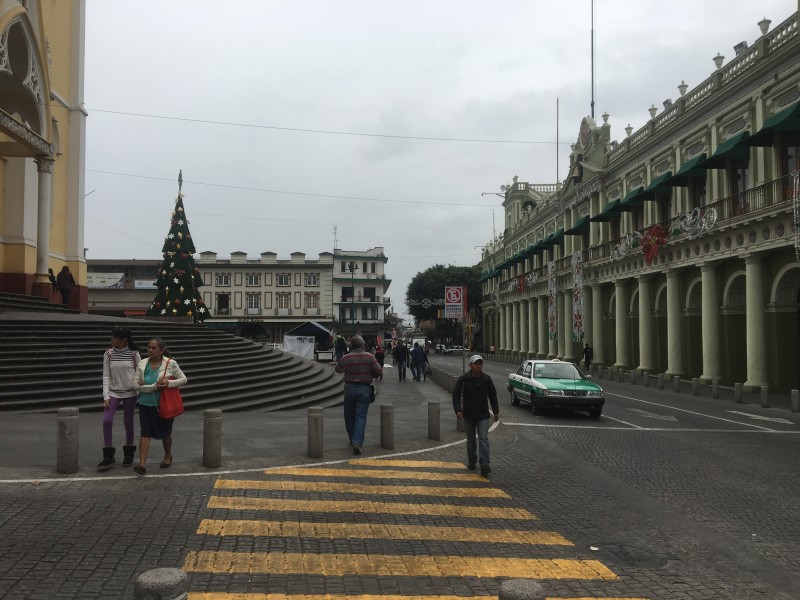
132;338;187;476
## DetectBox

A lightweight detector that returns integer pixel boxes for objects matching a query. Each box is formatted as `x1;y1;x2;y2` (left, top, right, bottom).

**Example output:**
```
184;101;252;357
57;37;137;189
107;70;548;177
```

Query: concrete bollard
760;385;769;408
673;376;681;393
791;389;799;413
630;370;637;385
380;404;394;449
428;401;440;440
202;409;222;468
499;578;545;599
57;407;79;474
134;567;188;600
596;366;603;379
643;371;650;387
712;379;719;399
657;373;664;389
307;407;323;458
619;368;625;383
692;378;699;396
734;383;743;403
608;368;614;381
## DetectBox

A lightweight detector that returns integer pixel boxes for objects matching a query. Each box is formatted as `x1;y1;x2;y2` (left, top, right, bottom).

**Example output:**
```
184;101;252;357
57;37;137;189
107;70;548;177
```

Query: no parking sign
444;286;466;318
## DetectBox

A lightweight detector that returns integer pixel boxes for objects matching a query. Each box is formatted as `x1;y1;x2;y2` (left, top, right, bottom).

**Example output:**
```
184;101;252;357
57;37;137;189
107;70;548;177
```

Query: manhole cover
588;543;667;568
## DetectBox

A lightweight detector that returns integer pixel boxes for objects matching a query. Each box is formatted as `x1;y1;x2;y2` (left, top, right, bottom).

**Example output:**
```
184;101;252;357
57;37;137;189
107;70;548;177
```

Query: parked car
445;345;466;355
434;344;446;354
507;359;604;418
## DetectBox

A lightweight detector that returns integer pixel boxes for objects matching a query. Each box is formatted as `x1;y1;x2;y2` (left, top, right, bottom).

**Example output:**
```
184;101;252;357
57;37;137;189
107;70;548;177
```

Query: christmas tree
146;172;208;323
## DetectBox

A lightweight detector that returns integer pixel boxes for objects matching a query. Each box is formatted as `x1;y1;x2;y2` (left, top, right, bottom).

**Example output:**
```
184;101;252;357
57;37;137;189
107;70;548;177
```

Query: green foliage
146;193;208;323
406;264;482;325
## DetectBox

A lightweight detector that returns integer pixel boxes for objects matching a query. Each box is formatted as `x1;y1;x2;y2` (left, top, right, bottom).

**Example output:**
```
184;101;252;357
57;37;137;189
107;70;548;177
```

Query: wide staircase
0;304;344;413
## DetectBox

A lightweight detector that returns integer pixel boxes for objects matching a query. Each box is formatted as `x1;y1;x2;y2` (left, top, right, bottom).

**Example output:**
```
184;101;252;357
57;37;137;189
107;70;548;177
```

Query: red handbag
158;358;184;419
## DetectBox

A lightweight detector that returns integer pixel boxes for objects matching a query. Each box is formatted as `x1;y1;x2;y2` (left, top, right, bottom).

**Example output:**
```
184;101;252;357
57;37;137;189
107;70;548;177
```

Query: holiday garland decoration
146;174;208;323
793;169;800;261
571;252;584;341
547;261;557;340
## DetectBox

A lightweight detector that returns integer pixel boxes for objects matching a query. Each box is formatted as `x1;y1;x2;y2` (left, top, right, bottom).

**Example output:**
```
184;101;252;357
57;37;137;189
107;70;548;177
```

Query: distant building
0;2;88;309
478;10;800;393
87;246;393;345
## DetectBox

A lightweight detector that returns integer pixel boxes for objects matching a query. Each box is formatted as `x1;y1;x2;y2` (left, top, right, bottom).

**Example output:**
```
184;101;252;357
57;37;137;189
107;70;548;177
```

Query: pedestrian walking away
393;340;408;381
374;345;385;380
132;338;187;475
98;326;141;470
56;265;75;306
335;335;382;455
47;268;58;300
453;354;499;477
582;343;593;371
410;342;427;381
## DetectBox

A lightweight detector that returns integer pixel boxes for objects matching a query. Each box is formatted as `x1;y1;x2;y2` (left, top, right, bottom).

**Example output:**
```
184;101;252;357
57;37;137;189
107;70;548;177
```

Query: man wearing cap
452;354;499;476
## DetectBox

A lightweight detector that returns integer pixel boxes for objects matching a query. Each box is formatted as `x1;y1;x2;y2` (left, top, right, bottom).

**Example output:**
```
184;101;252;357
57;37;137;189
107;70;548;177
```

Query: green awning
646;171;673;192
700;131;751;168
590;198;621;222
746;101;800;147
619;186;647;208
540;229;565;249
565;216;590;235
668;153;709;185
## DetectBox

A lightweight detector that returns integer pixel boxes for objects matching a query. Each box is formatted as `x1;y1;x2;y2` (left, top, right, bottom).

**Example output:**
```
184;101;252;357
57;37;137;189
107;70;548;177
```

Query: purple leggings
103;396;136;446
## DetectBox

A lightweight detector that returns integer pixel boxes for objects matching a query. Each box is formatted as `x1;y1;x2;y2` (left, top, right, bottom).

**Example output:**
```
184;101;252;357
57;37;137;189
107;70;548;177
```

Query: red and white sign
444;286;466;318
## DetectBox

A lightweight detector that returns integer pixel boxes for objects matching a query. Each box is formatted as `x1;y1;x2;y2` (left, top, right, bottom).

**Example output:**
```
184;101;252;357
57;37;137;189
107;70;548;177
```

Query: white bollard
760;385;769;408
57;407;79;474
308;407;323;458
202;409;222;468
428;401;440;440
380;404;394;449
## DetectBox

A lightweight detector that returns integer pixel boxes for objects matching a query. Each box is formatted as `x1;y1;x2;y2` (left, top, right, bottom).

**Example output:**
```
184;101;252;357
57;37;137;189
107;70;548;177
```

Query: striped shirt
102;347;141;399
334;351;382;383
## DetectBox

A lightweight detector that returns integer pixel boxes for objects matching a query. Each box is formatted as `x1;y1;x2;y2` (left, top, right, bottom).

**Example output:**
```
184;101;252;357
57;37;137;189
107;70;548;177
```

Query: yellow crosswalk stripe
207;496;536;519
183;551;618;580
197;519;572;545
265;467;486;481
349;459;466;469
215;478;509;498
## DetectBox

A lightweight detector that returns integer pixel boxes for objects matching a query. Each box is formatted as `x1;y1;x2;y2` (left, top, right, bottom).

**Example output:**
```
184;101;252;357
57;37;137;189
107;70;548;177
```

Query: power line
87;169;497;207
87;108;569;145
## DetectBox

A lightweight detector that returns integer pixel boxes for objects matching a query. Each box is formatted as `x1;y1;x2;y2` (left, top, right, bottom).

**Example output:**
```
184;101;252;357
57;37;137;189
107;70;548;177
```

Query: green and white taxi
507;359;605;418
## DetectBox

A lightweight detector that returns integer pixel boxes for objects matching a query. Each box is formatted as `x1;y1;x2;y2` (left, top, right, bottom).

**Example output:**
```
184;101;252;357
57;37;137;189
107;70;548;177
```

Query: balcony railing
245;307;261;316
338;295;383;303
275;308;292;316
304;307;320;316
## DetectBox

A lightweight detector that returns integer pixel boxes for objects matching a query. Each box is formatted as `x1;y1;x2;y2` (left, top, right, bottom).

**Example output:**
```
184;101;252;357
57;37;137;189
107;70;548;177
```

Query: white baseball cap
469;354;484;364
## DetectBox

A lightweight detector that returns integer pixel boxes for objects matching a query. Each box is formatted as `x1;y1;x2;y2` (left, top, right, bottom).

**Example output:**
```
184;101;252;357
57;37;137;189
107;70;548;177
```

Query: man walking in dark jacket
393;341;409;382
452;355;499;476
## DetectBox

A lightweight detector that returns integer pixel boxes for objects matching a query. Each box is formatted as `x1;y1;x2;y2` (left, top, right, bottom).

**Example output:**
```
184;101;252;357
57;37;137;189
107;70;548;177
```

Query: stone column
32;157;55;299
538;295;548;357
614;279;629;368
744;255;768;390
557;292;566;359
700;263;721;383
592;284;604;364
519;299;529;355
505;303;513;353
528;297;537;356
563;289;575;361
665;270;683;377
497;305;505;351
637;275;655;372
584;285;593;347
511;301;520;353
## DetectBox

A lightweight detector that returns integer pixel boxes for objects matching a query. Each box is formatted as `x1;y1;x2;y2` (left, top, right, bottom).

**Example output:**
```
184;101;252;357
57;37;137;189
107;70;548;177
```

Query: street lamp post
348;263;359;336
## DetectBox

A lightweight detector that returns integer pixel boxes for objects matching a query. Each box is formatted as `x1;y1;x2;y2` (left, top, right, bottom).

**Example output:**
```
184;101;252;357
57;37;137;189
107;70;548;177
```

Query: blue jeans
409;363;418;380
396;360;407;380
464;417;490;466
343;383;371;447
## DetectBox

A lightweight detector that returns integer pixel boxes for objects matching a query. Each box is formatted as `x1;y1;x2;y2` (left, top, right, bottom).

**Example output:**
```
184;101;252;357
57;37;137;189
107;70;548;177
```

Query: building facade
333;247;392;346
0;1;87;308
478;10;800;393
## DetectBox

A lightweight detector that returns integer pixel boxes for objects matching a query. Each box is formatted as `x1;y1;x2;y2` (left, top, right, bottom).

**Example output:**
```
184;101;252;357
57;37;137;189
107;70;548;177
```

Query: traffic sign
444;286;465;318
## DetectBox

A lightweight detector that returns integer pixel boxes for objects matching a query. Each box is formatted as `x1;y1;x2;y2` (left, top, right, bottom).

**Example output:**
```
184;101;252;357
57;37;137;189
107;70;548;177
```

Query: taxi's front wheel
510;389;520;406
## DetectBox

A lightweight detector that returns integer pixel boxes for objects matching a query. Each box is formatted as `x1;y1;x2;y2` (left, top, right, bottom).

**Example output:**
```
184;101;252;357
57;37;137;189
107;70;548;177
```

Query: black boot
97;447;115;471
122;445;136;467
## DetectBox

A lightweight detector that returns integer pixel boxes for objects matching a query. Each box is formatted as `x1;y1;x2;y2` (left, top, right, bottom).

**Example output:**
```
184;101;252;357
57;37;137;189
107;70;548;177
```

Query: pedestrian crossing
184;458;648;600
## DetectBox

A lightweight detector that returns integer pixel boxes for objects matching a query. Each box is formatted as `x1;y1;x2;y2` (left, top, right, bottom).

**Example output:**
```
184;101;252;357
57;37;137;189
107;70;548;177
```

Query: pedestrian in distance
47;268;58;300
334;335;382;455
410;342;427;381
582;343;594;371
132;338;187;475
98;326;141;470
393;340;409;382
335;335;347;362
453;355;499;477
56;265;75;306
374;345;385;381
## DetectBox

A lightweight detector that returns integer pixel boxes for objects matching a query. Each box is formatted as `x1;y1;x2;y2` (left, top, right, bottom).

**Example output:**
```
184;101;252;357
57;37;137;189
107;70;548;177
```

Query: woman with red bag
132;338;187;476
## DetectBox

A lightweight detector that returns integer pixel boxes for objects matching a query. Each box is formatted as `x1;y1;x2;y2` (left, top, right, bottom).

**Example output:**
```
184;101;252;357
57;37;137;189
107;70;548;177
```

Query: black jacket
452;372;499;421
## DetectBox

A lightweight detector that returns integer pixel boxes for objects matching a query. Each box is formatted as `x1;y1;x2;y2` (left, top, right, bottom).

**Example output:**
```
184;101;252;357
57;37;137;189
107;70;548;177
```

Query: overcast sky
83;0;794;321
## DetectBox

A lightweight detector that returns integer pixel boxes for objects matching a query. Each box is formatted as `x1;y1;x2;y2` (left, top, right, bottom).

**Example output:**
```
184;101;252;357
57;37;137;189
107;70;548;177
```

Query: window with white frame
305;273;319;286
305;292;319;308
276;273;291;287
246;293;260;310
277;292;291;309
246;273;261;286
216;273;231;286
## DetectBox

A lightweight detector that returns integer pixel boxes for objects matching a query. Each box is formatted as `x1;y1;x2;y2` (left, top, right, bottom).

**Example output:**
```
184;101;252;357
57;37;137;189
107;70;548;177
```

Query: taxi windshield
533;363;584;380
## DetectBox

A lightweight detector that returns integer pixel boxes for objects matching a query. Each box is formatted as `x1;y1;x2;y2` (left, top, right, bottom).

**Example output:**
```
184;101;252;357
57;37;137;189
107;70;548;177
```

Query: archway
721;272;746;384
770;264;800;391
